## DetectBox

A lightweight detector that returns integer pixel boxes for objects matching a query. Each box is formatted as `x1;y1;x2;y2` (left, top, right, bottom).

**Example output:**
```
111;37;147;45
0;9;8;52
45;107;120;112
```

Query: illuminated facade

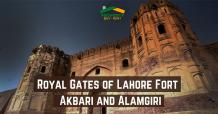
2;0;218;114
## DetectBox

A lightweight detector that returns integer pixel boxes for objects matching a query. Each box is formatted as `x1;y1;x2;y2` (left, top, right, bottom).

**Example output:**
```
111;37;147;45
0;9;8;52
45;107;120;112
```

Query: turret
130;0;210;95
6;45;70;114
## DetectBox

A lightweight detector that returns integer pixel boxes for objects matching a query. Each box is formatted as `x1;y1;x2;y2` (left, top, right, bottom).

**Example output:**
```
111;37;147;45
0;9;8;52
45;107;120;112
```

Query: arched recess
189;65;209;90
83;66;110;114
122;59;129;68
84;65;112;76
88;90;107;114
169;68;189;92
157;24;166;34
192;72;205;90
137;35;143;47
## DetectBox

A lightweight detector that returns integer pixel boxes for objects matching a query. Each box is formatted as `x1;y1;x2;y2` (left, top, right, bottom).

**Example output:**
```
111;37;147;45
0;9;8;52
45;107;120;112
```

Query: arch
182;24;186;30
137;36;143;47
95;68;100;75
71;72;76;77
40;66;46;73
157;24;166;34
151;4;158;10
84;65;112;76
133;16;137;24
102;107;106;114
122;59;129;68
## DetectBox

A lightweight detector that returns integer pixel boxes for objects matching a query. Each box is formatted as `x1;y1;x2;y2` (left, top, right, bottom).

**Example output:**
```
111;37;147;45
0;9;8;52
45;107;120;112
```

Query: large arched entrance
88;91;107;114
85;65;111;114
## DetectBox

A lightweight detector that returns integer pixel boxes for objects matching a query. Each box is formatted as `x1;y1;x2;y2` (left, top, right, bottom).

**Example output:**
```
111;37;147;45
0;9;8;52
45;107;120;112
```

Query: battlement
32;44;66;57
205;42;218;49
70;38;132;60
130;0;178;26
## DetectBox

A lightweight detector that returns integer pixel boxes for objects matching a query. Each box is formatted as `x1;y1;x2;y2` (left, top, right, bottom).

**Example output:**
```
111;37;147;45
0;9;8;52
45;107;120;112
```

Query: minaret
130;0;215;95
5;45;70;114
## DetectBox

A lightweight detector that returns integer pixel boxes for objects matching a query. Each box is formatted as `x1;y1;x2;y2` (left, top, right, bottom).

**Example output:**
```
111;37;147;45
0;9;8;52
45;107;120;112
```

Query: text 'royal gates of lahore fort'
2;0;218;114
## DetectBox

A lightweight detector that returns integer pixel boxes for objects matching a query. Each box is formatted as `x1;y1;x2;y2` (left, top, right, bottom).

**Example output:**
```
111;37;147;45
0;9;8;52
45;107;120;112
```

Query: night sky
0;0;217;92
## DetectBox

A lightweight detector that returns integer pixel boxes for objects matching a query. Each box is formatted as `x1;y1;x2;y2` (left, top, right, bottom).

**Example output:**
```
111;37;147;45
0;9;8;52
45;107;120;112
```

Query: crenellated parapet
29;44;70;69
130;0;181;27
32;44;65;57
70;38;132;60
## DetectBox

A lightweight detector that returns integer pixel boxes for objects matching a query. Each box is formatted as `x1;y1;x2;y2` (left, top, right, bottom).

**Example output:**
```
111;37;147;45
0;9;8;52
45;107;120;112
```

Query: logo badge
100;6;125;21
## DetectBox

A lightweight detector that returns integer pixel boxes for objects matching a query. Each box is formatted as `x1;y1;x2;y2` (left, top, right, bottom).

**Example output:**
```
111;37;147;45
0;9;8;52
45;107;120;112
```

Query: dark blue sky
0;0;217;92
